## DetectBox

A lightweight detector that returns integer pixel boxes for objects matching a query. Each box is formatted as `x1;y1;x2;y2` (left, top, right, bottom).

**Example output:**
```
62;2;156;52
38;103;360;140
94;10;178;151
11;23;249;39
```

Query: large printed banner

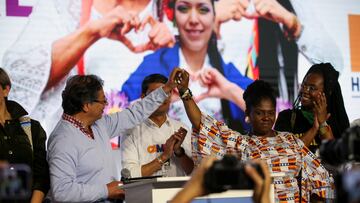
0;0;359;143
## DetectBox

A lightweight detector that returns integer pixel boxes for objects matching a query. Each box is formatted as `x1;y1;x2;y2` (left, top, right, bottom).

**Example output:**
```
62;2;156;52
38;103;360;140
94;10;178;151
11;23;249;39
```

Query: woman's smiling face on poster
175;0;215;53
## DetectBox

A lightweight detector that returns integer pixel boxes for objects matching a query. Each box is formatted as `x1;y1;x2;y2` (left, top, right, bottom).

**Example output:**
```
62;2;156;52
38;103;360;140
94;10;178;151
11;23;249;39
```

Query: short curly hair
243;80;276;112
62;75;104;115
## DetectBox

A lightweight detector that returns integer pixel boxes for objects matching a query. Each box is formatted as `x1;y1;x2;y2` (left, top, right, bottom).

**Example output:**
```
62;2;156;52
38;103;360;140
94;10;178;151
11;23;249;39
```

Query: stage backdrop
0;0;359;145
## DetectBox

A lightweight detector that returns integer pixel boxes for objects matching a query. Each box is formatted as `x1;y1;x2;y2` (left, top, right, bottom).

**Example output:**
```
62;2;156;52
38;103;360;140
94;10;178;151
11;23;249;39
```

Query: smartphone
0;163;32;200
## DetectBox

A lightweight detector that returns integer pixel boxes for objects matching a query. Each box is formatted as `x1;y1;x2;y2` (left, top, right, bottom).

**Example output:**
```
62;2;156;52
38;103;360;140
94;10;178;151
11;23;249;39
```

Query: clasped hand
162;127;188;160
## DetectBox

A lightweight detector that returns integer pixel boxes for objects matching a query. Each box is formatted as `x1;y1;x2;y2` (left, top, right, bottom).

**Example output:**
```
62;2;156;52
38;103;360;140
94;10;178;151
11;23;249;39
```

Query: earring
245;116;250;124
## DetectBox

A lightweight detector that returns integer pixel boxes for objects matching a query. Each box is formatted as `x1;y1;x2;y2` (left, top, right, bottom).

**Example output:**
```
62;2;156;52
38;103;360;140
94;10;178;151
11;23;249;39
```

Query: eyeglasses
300;84;319;92
92;99;108;105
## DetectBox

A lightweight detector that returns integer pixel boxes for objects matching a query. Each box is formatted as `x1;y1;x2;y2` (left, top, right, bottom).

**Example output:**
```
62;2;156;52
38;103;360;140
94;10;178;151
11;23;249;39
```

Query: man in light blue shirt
47;69;181;202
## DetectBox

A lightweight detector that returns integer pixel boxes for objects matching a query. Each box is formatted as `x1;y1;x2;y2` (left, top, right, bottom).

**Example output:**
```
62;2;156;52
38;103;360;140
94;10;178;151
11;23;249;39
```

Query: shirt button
8;150;13;155
301;45;307;52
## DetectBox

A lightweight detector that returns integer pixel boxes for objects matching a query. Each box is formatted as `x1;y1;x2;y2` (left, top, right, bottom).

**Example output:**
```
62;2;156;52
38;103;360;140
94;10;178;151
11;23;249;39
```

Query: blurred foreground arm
171;158;271;203
171;157;217;203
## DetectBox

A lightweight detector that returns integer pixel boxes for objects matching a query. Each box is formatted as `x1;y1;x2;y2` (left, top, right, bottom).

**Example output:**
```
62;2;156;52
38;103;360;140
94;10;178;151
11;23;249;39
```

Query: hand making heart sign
131;15;176;53
92;5;175;53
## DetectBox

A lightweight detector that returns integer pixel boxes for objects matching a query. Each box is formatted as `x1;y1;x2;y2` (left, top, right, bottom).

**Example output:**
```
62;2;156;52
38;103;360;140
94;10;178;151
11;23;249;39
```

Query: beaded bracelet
180;88;193;101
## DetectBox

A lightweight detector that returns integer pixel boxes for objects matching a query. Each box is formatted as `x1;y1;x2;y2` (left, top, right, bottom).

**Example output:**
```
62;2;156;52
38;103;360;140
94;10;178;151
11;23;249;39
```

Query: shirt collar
145;116;171;128
62;113;94;139
5;99;28;119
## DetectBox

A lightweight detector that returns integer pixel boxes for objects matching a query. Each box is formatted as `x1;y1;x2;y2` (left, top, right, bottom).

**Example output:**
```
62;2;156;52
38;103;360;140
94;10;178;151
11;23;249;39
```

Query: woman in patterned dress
176;69;334;202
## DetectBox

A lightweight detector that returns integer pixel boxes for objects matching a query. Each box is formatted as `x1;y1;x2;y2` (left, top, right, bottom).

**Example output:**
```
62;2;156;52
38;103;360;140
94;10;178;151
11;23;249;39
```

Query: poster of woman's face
0;0;359;139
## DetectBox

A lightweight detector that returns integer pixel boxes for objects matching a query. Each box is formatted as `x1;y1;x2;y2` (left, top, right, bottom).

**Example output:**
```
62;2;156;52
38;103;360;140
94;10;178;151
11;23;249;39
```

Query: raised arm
104;68;181;137
176;69;202;130
49;6;138;90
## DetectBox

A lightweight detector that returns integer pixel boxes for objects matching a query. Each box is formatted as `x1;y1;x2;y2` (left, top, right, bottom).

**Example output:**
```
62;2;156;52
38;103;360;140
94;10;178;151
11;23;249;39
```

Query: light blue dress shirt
47;87;169;202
